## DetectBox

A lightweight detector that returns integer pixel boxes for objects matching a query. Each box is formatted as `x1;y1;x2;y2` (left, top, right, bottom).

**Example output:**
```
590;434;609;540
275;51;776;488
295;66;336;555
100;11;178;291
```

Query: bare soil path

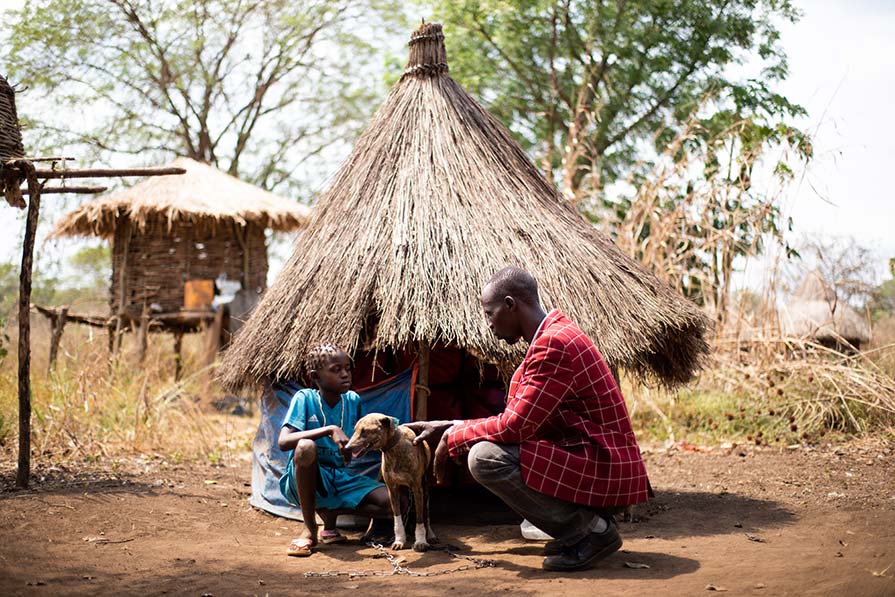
2;437;893;596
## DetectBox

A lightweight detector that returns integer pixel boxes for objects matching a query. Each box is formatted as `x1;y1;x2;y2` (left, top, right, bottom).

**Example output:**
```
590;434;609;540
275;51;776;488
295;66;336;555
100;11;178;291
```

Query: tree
5;0;403;192
418;0;808;204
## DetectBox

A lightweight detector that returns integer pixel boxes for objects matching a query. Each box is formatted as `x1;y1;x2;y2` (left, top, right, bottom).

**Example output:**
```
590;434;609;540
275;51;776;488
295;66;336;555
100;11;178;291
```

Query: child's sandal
320;529;347;545
287;537;316;557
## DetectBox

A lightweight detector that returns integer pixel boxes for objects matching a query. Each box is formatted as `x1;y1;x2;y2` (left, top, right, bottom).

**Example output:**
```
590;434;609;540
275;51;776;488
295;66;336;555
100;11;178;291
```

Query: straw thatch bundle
221;22;711;390
779;271;871;347
52;157;309;238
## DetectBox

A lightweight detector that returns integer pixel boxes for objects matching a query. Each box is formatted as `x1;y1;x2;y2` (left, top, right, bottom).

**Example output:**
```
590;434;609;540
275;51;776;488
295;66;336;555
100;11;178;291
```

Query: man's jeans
467;441;599;546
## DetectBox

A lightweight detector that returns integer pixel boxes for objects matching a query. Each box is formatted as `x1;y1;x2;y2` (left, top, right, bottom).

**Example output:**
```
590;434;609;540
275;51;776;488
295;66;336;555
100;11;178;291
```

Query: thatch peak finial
403;22;448;78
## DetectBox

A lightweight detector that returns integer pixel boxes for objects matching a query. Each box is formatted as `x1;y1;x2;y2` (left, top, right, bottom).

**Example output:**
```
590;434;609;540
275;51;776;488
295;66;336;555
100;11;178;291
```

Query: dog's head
345;413;397;459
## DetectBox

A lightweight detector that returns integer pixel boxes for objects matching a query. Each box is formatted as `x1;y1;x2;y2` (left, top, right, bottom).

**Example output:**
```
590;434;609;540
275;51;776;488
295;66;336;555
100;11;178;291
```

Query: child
278;343;392;556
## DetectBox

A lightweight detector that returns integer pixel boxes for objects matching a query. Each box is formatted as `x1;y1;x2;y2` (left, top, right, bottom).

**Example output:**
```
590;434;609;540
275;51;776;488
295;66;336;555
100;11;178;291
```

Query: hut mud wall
110;216;268;315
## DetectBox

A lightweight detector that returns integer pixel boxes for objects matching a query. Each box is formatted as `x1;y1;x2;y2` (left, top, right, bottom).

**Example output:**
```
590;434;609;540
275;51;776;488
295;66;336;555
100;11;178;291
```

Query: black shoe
543;539;564;556
542;524;622;571
543;517;616;556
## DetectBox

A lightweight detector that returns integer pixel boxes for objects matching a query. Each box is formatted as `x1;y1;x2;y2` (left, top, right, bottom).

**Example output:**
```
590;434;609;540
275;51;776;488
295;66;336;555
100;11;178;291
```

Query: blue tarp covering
250;368;414;520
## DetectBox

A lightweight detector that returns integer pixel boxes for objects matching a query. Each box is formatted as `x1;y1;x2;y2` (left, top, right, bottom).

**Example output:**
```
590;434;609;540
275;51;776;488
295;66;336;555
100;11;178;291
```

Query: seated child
278;343;392;556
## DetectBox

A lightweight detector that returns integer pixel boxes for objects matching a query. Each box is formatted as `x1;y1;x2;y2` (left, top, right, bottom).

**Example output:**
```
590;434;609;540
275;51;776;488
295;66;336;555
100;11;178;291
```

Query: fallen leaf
835;552;844;558
705;584;728;592
839;540;848;547
754;583;766;589
624;562;650;569
745;533;767;543
203;480;218;485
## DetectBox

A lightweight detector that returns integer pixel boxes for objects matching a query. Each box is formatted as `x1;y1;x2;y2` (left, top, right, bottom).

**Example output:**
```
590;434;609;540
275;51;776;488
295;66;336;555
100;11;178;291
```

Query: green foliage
4;0;404;194
869;278;895;322
416;0;809;203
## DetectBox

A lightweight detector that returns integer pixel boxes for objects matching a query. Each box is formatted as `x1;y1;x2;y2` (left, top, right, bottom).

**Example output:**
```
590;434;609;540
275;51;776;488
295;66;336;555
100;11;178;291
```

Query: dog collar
382;429;403;452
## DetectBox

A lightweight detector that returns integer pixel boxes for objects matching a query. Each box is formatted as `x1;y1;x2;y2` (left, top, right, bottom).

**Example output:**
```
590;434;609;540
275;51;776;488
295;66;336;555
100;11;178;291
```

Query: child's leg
320;510;337;531
355;486;392;519
293;439;319;540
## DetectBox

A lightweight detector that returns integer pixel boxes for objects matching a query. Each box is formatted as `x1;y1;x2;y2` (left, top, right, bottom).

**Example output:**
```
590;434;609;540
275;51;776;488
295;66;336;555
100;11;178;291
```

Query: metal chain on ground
303;542;497;578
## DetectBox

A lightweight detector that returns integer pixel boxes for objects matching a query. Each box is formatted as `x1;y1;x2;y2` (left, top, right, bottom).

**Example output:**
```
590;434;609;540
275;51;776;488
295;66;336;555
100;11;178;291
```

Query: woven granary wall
110;216;268;314
0;74;24;161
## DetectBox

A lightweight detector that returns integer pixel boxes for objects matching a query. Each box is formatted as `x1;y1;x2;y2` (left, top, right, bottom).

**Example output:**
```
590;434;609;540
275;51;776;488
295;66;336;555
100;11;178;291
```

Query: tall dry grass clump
0;318;249;465
611;113;895;443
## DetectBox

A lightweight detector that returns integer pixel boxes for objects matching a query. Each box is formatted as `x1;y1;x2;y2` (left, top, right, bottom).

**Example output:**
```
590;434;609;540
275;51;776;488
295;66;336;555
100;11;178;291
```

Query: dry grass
628;337;895;445
221;22;710;391
0;318;254;465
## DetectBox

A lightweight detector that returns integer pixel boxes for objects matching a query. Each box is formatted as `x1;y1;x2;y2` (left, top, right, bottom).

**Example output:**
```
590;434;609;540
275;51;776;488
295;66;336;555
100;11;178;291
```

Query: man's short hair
486;267;540;305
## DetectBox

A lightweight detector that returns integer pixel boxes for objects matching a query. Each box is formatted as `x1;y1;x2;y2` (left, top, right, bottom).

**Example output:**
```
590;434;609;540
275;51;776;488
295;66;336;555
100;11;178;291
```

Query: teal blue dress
279;389;383;510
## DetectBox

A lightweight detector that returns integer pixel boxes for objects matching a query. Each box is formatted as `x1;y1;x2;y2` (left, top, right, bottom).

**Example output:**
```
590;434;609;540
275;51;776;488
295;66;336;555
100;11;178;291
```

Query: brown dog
345;413;436;551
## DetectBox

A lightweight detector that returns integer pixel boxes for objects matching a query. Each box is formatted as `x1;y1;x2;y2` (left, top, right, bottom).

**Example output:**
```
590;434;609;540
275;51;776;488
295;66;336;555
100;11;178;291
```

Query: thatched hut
221;23;711;409
52;157;310;321
779;271;871;352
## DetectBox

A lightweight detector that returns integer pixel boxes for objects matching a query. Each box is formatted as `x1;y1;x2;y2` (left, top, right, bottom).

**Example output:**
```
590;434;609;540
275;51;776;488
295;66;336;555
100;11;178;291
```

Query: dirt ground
2;437;894;596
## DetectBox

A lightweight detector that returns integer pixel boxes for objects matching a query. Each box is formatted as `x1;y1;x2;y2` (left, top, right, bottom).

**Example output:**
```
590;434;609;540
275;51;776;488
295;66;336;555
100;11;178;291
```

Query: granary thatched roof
51;157;310;238
220;22;711;390
779;271;871;344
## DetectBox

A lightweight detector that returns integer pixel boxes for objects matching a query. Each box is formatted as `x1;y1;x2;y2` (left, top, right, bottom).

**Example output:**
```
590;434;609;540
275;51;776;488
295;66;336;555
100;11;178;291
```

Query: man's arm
447;337;571;455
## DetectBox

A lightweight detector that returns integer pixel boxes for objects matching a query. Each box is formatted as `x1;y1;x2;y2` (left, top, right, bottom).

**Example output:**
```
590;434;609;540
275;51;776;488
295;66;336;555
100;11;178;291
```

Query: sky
764;0;895;280
1;0;893;287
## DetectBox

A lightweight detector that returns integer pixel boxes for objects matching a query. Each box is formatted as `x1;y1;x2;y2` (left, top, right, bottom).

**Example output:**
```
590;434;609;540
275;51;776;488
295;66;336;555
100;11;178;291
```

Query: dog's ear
380;416;392;431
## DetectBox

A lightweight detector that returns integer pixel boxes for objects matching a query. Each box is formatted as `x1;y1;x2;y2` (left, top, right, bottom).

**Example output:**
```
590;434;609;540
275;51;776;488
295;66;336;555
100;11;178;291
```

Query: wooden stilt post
136;305;150;364
47;305;69;373
173;333;183;381
112;219;132;358
16;164;40;488
415;341;431;422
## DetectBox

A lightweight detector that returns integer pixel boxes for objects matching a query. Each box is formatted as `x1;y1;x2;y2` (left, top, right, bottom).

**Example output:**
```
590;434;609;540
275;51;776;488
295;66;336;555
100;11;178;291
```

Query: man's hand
432;425;454;484
404;420;456;446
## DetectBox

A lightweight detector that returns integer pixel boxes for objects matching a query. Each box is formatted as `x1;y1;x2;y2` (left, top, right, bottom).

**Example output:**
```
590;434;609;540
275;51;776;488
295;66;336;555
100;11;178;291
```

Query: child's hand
329;426;351;465
330;426;350;448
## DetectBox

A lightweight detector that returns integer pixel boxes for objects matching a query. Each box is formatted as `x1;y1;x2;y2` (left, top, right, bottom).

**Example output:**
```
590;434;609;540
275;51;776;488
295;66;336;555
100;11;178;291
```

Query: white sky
2;0;893;285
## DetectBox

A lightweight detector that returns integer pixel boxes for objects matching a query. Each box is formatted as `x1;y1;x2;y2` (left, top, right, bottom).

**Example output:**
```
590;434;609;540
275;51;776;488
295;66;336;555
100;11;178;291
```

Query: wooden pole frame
15;162;40;488
4;156;184;488
414;341;431;422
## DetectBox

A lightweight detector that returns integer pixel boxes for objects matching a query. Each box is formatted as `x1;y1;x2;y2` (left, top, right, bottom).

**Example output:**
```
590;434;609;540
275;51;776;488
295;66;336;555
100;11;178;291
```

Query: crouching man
408;267;651;571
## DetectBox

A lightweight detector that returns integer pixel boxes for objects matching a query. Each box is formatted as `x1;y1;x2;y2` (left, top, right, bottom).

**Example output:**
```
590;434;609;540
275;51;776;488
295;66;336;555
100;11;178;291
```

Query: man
409;267;651;571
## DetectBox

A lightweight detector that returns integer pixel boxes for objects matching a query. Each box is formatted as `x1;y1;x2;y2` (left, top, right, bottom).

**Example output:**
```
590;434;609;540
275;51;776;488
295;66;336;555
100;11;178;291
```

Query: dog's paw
391;541;405;550
412;541;430;552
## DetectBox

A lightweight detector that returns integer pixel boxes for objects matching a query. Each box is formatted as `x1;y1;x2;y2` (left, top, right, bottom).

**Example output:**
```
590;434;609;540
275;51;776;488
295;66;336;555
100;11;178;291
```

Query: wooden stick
47;306;69;373
33;304;113;329
22;186;107;195
173;333;184;381
112;219;132;357
17;164;40;489
33;166;185;179
415;342;431;422
136;305;150;364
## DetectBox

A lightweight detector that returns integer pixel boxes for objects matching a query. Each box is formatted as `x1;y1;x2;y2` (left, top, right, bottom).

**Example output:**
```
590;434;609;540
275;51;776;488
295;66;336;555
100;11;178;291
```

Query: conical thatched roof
780;271;871;344
52;157;310;238
221;23;711;390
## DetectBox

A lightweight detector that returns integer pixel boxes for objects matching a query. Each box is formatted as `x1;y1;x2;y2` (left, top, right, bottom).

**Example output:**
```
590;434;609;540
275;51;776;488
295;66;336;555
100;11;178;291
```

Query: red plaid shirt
448;310;651;507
